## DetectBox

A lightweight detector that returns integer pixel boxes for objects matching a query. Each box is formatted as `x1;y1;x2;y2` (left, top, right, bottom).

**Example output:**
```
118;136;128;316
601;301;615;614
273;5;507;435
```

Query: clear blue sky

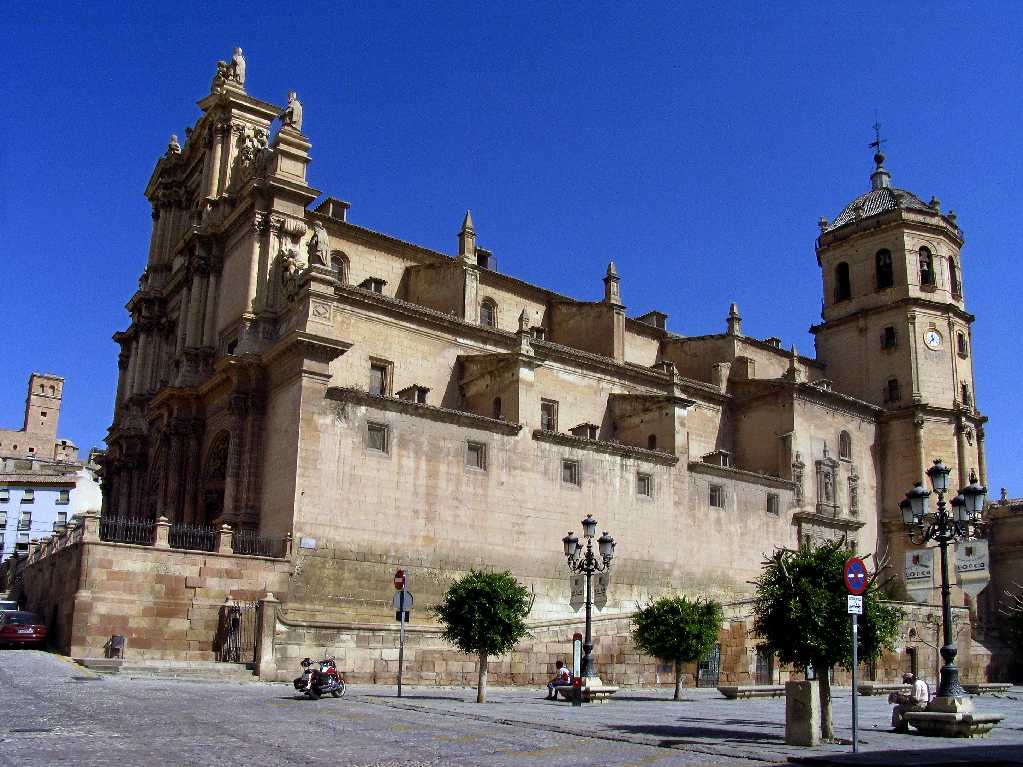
2;2;1021;493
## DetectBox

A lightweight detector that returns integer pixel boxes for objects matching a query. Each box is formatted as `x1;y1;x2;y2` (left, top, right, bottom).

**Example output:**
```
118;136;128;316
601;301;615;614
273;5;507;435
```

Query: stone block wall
22;537;292;660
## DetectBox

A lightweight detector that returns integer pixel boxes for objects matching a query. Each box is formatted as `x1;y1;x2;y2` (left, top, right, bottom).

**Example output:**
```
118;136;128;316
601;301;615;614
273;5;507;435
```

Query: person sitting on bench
546;660;571;699
889;672;929;732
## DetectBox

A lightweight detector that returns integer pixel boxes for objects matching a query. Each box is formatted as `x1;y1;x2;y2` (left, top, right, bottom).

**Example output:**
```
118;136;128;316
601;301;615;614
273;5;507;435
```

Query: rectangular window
961;383;971;407
0;489;8;503
466;441;487;471
57;489;70;505
369;362;390;397
367;422;389;453
540;399;559;432
709;485;724;508
885;378;901;403
18;512;31;530
956;332;969;358
767;493;780;515
54;512;67;530
881;326;897;350
637;472;653;497
0;511;6;527
21;489;34;504
562;459;580;486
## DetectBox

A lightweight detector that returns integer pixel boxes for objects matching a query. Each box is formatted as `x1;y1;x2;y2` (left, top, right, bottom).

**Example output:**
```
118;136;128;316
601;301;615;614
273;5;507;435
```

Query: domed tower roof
823;151;933;233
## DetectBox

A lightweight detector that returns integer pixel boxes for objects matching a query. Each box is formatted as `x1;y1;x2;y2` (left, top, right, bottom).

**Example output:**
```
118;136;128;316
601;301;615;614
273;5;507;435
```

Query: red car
0;611;47;648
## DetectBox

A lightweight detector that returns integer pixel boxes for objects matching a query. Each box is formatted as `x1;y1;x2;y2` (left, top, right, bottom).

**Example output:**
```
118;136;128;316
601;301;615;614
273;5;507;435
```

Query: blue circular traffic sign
843;557;868;595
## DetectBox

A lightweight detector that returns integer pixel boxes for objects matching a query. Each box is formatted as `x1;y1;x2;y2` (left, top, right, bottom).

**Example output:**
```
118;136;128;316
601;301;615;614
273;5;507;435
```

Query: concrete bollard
217;524;233;554
154;516;171;549
785;680;821;746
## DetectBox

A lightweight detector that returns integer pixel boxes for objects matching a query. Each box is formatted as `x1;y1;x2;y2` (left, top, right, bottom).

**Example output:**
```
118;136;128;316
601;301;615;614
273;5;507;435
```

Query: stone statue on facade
308;221;329;266
231;47;246;86
279;91;303;131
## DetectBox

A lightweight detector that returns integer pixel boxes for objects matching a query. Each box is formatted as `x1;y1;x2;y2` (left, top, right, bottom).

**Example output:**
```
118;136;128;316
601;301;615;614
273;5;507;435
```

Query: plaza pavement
0;651;1020;766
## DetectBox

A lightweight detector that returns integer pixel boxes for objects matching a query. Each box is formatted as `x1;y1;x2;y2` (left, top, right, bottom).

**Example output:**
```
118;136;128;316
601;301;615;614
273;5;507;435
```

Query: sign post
843;557;868;754
394;568;407;698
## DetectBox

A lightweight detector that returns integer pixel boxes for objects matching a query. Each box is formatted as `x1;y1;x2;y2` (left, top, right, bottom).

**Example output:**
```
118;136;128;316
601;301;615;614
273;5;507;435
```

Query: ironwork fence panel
697;642;721;687
168;523;216;552
232;528;286;558
215;600;258;663
100;517;155;546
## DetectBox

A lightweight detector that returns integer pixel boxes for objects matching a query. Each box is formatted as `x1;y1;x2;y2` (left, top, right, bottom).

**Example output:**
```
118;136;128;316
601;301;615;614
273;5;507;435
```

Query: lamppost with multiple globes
899;458;987;700
562;515;615;680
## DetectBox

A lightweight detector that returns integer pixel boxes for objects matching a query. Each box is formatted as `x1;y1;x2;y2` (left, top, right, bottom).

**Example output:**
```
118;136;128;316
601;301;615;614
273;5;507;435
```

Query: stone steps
76;658;257;682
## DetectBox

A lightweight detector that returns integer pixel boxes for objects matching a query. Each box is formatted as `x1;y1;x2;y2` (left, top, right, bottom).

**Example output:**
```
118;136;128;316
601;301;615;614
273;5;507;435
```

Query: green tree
752;539;901;740
631;595;723;700
432;569;532;703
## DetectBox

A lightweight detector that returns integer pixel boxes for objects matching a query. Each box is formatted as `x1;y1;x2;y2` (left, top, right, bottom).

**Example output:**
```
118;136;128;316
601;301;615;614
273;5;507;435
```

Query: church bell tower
811;145;986;598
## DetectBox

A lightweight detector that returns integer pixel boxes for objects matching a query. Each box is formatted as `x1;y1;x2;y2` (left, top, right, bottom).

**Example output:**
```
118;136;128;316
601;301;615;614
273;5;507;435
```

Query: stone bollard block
154;516;171;549
785;680;821;746
217;524;233;554
255;592;281;679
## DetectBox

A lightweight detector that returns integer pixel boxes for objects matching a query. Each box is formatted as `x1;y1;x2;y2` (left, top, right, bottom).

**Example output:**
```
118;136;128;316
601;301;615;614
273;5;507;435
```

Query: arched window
479;298;497;328
838;431;852;460
647;434;657;450
329;250;349;284
835;262;852;302
492;397;502;420
875;249;893;290
919;247;935;286
949;258;962;298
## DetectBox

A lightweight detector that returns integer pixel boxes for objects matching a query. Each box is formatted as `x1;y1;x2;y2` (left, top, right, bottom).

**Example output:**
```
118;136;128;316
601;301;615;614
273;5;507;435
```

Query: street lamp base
926;695;975;715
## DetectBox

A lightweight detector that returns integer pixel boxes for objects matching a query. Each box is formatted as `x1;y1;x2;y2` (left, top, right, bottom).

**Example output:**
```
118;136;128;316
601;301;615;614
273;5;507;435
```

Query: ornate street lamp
563;515;615;682
901;459;987;700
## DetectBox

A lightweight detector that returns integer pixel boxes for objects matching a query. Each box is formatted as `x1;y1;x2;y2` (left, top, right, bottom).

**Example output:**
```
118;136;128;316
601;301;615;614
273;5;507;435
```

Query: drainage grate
10;728;54;734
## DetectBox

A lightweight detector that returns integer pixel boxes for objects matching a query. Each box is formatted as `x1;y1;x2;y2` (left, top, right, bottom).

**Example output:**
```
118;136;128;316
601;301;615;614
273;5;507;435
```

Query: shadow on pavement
610;722;785;745
789;742;1023;766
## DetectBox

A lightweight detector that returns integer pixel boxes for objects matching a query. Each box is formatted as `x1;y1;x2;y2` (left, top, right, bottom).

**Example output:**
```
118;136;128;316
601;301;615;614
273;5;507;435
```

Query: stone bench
857;682;911;696
553;683;619;702
961;683;1012;695
905;710;1003;738
717;685;786;699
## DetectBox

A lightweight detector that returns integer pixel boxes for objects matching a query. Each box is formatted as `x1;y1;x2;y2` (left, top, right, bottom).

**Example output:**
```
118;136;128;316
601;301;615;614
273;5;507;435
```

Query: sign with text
904;549;933;581
847;595;863;614
955;540;990;598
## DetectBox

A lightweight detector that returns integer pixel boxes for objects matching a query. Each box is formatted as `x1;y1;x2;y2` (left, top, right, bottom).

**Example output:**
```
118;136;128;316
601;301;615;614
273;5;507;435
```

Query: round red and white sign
843;557;868;596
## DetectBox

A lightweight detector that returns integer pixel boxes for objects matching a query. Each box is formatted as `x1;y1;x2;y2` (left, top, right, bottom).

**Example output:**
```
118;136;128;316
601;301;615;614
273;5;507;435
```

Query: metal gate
755;649;774;685
216;601;258;663
697;643;721;687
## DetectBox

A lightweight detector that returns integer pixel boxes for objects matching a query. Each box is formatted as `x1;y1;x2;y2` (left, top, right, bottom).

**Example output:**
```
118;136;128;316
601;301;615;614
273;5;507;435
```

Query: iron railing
100;516;156;545
231;528;286;558
215;601;258;663
168;523;216;552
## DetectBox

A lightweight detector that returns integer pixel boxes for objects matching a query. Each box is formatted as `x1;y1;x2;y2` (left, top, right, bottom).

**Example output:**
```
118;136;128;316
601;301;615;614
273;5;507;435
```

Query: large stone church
80;49;1004;682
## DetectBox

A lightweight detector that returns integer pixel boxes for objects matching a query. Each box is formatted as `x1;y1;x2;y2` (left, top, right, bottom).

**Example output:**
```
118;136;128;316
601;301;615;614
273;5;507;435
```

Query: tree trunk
674;659;683;700
819;669;834;741
476;651;489;704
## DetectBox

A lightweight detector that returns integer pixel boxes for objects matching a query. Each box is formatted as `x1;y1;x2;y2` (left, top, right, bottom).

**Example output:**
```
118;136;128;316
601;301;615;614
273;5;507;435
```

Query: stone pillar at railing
255;592;281;679
27;540;40;563
217;524;233;555
154;516;171;549
82;511;101;543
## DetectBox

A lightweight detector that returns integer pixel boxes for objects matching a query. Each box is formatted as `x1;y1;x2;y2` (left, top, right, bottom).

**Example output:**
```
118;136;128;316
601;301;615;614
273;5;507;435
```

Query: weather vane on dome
869;114;886;161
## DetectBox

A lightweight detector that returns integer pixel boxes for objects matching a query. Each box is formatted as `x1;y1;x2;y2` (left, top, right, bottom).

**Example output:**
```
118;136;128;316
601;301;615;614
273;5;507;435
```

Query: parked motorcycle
293;656;347;699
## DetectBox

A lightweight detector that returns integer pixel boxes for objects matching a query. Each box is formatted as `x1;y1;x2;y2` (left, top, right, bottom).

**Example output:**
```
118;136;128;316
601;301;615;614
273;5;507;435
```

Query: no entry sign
394;568;406;590
843;557;868;596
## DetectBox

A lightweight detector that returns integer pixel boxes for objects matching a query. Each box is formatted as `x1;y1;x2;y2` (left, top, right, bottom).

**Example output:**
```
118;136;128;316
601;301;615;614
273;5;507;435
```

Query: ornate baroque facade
98;51;994;674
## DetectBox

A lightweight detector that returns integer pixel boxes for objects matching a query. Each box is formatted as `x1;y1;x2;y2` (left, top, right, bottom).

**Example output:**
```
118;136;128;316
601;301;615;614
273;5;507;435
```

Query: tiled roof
826;186;932;232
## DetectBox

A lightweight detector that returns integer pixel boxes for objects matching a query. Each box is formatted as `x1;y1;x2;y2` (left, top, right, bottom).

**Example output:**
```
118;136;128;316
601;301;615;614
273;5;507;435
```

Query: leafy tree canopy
432;569;531;656
752;539;901;672
631;595;722;665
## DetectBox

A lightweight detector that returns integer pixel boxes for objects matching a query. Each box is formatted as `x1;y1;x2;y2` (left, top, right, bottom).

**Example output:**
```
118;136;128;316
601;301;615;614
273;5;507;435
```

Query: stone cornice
816;207;964;251
791;509;867;531
326;387;523;436
809;296;975;335
532;429;679;466
686;460;795;489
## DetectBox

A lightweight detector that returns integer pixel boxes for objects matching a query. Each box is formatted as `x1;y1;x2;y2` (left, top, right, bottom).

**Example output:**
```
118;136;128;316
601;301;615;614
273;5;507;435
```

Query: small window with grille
540;399;558;432
709;485;724;508
637;472;653;498
562;459;580;486
466;441;487;471
367;422;389;453
767;493;780;515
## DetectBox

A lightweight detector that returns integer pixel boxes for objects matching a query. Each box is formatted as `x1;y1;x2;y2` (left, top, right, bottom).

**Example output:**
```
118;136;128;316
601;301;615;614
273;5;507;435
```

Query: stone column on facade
147;203;163;264
115;349;130;407
154;516;171;548
181;428;201;525
955;417;969;488
207;122;226;198
115;462;131;518
947;317;961;404
908;312;921;401
186;272;208;349
221;395;247;527
976;427;988;487
175;281;191;355
913;415;926;483
202;269;219;348
462;265;479;323
125;337;140;397
238;394;264;530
